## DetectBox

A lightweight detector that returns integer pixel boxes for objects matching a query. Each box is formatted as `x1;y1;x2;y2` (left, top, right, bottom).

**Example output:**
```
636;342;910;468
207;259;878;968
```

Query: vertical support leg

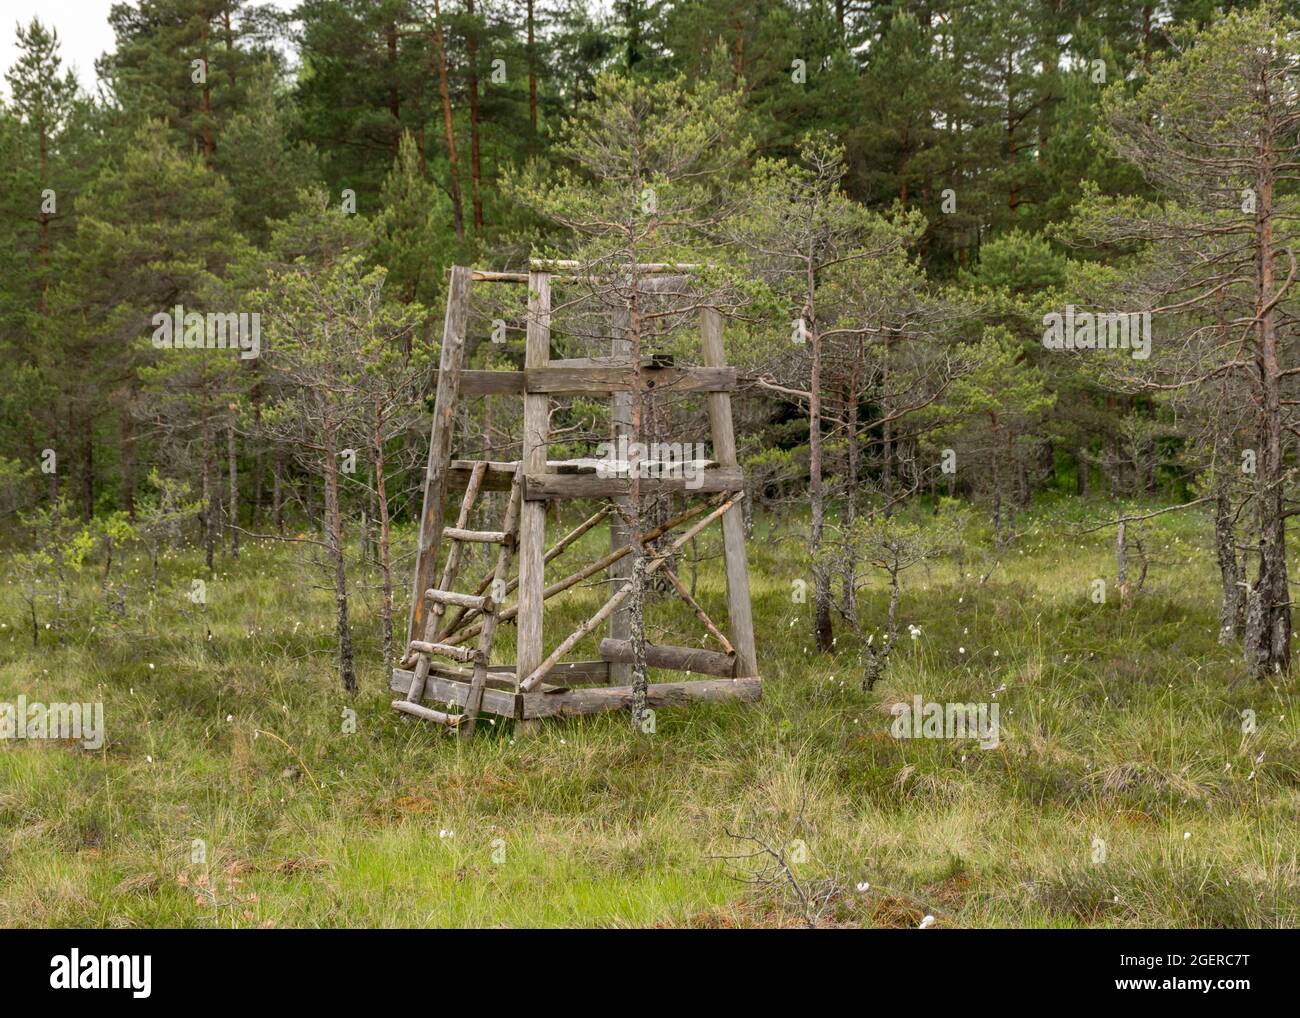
515;271;551;735
406;265;471;652
701;308;758;677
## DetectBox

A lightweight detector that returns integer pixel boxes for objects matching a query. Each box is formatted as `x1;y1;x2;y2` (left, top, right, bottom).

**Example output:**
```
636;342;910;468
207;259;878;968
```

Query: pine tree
103;0;274;162
724;134;925;653
1066;3;1300;677
373;130;455;306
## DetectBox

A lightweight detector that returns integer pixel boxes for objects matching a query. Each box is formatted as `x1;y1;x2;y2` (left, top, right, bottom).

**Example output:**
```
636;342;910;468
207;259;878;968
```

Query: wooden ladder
393;463;523;734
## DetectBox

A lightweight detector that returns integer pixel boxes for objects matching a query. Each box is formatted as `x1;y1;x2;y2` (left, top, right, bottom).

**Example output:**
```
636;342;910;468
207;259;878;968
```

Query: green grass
1;501;1297;927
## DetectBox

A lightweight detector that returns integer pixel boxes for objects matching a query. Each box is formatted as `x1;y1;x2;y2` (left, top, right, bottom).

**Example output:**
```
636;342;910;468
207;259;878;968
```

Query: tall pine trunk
1246;118;1291;677
527;0;538;137
467;0;483;233
431;0;465;242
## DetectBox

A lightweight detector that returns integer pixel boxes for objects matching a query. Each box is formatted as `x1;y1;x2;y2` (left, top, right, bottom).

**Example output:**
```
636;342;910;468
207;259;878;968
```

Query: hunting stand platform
391;263;760;733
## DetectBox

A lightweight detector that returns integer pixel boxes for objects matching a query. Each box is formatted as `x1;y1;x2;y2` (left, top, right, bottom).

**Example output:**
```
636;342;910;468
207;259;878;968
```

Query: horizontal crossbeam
431;366;736;398
525;469;742;500
523;677;760;719
598;639;736;678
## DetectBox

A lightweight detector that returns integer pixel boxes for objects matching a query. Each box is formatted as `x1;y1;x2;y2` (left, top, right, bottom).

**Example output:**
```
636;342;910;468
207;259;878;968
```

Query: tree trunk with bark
808;295;833;653
431;0;465;242
467;0;483;233
527;0;538;138
202;416;215;571
1247;119;1291;677
227;415;239;558
1215;483;1244;644
375;421;395;677
322;423;356;692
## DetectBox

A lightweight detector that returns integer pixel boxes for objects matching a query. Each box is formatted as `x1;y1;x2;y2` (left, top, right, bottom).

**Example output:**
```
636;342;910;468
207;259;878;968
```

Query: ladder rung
392;700;464;726
425;589;491;611
443;526;508;544
409;640;478;663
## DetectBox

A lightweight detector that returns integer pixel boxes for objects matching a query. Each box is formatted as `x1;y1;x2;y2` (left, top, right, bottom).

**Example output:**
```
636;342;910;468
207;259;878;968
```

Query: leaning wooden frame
391;262;760;733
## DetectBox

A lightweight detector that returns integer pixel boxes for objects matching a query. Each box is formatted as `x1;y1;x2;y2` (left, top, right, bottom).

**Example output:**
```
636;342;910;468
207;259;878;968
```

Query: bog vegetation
1;1;1299;927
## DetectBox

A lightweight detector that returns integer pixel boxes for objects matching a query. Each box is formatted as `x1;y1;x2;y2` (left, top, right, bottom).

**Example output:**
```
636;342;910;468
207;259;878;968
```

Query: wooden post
701;308;758;677
514;271;551;732
406;265;471;650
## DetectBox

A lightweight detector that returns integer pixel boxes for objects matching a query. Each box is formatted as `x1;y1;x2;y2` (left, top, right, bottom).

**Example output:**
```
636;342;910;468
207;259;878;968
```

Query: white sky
0;0;299;100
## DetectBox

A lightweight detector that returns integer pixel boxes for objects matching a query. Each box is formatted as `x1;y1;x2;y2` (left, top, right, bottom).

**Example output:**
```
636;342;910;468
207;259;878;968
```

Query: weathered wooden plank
522;677;761;719
406;265;471;649
701;308;759;678
451;459;520;472
549;457;718;474
429;364;733;398
528;366;634;393
638;366;731;392
598;639;737;678
391;668;519;719
448;461;518;492
429;370;525;396
449;457;730;494
541;659;611;684
473;263;697;283
522;365;735;395
525;467;743;500
515;271;551;735
529;259;698;273
428;659;607;687
549;355;674;369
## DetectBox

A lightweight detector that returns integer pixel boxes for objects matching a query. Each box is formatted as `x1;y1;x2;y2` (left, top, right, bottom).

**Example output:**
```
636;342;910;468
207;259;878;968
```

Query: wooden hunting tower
391;263;760;733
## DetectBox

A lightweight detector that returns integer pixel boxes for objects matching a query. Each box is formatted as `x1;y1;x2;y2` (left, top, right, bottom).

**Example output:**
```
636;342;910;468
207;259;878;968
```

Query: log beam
522;677;761;719
598;638;736;678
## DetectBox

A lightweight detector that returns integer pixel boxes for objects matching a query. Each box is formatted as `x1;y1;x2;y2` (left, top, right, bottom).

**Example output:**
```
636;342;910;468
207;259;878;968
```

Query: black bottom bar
0;928;1290;1006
